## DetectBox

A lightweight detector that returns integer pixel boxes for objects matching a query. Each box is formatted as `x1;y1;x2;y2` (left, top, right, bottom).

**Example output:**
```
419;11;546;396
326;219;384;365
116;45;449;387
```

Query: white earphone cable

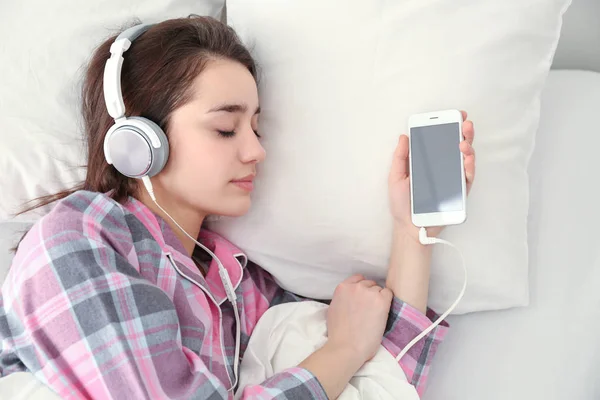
142;176;240;392
395;227;467;362
141;178;464;381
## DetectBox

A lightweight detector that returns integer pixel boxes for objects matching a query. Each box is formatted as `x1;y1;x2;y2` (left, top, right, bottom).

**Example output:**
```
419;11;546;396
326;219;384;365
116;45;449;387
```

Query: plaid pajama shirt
0;191;448;399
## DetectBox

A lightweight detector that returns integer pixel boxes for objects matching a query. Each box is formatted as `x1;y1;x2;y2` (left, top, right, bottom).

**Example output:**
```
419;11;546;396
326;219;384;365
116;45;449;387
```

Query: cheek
165;136;231;187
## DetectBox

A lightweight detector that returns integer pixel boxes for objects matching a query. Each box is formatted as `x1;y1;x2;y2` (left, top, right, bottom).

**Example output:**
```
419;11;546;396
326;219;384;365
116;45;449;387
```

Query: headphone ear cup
129;116;169;177
104;117;169;179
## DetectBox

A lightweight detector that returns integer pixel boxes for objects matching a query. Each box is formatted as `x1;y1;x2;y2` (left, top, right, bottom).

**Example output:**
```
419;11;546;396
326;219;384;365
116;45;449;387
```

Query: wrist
389;227;433;272
322;339;367;370
392;223;430;252
387;223;433;314
299;340;366;399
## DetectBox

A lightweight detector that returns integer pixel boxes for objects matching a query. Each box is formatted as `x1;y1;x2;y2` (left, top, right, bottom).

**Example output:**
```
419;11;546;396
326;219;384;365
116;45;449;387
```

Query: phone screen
410;122;463;214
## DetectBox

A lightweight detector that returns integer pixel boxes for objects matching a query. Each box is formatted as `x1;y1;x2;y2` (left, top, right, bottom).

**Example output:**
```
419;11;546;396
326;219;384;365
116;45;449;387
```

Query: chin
214;197;253;218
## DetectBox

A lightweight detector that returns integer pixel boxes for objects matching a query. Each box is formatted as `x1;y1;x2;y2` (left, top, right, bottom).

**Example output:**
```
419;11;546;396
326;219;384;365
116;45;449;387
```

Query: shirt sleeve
0;200;327;400
381;297;449;397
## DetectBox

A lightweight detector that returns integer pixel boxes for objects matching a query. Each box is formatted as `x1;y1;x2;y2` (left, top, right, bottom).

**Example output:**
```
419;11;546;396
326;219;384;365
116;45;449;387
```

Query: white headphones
103;23;169;178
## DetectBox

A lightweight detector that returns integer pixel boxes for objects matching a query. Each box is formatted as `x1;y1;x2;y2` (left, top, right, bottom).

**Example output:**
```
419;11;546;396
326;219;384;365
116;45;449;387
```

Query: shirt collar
122;196;246;305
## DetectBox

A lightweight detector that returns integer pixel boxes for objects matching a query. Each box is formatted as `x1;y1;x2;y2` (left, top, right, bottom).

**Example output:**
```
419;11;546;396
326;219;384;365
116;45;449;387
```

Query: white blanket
236;301;420;400
0;372;61;400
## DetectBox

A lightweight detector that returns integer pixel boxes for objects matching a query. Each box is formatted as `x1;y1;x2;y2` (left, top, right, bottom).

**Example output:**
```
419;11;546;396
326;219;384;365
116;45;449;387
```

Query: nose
240;127;266;164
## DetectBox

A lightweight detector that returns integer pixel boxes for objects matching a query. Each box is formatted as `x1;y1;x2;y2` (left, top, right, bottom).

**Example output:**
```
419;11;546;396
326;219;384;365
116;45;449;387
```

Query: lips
232;174;255;182
231;174;255;192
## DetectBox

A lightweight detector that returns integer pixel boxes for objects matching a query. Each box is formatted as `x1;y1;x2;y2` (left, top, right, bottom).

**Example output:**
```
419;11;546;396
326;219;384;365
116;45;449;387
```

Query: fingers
389;135;409;182
343;275;394;303
459;140;475;156
344;274;365;284
370;286;394;306
348;276;387;291
460;141;476;185
380;287;394;301
361;280;393;296
459;115;475;188
359;279;378;288
464;152;475;184
460;110;467;121
462;120;474;145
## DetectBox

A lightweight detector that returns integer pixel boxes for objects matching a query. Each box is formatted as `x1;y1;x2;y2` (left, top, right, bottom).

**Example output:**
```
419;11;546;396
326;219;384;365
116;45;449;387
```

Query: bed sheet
424;70;600;400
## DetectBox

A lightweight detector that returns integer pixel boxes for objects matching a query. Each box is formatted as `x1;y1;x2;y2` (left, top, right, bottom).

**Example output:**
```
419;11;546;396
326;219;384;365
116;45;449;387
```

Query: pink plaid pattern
0;191;448;399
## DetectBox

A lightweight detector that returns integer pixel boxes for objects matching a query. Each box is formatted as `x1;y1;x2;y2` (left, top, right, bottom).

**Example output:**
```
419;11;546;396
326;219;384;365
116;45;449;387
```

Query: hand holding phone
388;110;475;238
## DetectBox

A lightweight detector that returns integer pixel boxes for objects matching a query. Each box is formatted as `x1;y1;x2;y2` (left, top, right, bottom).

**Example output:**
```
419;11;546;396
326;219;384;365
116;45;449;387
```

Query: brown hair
12;15;257;251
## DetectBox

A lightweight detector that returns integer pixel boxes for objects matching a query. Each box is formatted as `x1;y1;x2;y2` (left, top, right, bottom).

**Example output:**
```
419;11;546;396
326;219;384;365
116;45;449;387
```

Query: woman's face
155;58;265;218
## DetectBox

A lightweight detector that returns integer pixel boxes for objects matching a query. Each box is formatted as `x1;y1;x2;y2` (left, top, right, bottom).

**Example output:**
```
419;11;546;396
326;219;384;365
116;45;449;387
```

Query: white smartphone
408;109;467;228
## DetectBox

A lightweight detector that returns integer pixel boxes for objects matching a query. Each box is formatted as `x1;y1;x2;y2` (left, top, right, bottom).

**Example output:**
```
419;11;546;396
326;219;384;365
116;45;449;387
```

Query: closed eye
218;130;261;138
218;130;236;138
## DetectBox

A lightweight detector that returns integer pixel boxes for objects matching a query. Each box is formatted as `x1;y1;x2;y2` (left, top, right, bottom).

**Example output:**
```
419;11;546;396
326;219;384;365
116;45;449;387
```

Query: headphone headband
102;22;169;179
103;23;155;120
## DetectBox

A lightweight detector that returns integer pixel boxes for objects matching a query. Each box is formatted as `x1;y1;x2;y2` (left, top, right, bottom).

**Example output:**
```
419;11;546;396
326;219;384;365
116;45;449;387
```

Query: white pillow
210;0;572;314
0;0;225;222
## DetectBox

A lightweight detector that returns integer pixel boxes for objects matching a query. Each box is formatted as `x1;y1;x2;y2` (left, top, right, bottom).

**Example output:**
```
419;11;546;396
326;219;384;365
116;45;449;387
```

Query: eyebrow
208;103;261;115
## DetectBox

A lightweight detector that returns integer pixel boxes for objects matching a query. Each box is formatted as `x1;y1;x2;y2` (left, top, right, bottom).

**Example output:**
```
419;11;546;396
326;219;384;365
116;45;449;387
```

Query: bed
1;69;598;399
1;0;599;397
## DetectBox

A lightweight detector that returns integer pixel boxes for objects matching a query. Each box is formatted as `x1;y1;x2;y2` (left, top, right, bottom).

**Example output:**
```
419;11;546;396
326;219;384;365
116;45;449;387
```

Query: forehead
191;59;259;109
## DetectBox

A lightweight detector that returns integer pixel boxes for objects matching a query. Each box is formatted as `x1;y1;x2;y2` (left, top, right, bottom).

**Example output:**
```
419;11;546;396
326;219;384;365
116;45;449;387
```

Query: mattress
424;70;600;400
1;70;599;399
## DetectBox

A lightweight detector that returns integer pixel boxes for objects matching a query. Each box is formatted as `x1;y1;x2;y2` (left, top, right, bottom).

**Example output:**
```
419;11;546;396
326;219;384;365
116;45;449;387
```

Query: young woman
0;16;476;400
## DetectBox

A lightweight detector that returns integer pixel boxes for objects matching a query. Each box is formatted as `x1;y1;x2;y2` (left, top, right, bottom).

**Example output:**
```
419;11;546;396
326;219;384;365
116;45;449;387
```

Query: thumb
389;135;409;183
